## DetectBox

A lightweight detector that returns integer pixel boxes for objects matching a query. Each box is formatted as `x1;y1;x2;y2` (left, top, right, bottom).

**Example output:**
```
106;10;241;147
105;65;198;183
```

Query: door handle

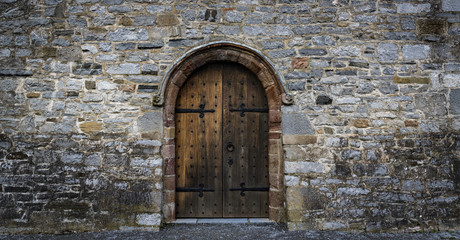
226;142;234;152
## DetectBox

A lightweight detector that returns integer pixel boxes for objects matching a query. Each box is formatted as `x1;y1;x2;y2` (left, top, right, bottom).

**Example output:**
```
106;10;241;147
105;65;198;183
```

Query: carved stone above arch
160;42;287;223
154;41;293;108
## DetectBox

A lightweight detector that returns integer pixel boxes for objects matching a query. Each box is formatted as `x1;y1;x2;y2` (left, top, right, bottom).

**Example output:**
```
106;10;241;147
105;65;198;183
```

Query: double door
175;62;269;218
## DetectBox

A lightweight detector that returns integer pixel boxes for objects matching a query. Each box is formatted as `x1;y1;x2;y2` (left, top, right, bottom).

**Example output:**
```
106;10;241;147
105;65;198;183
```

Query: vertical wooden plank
223;63;269;218
175;63;223;218
246;68;269;217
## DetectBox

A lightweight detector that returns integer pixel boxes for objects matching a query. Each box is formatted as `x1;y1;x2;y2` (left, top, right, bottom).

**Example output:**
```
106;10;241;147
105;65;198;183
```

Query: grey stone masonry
0;0;460;235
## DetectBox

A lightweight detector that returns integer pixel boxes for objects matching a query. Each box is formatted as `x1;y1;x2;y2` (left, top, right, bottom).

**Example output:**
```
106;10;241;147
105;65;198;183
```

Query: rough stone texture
442;0;460;11
0;0;460;234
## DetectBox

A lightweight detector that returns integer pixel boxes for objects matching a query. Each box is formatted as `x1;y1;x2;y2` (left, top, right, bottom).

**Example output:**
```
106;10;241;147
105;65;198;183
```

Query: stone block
320;76;348;84
0;36;12;46
268;49;296;59
138;111;162;134
401;180;425;191
337;187;370;196
146;5;169;14
377;43;398;62
299;48;327;56
285;161;327;174
107;63;140;75
394;76;430;84
83;92;104;102
61;152;83;164
292;57;308;69
415;93;447;117
442;0;460;11
282;112;315;135
442;74;460;88
402;45;430;60
417;19;446;35
225;11;243;23
79;122;102;135
316;95;332;105
342;149;361;160
242;26;268;36
156;14;179;26
283;135;317;145
384;32;416;40
450;89;460;115
354;119;369;128
108;28;148;42
397;3;431;14
286;187;326;210
336;97;360;105
261;40;284;50
138;40;164;49
292;26;322;35
136;213;161;226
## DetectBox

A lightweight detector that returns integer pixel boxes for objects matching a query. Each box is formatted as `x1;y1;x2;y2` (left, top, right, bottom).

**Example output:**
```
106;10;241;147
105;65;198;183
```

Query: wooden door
175;62;269;218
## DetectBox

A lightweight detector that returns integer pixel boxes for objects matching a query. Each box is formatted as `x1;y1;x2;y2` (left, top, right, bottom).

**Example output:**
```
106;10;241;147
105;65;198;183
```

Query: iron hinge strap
229;182;269;196
229;103;268;117
175;104;215;118
176;183;215;197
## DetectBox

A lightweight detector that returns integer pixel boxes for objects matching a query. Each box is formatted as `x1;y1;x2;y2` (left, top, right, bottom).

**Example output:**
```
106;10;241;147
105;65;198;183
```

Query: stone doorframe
155;41;292;223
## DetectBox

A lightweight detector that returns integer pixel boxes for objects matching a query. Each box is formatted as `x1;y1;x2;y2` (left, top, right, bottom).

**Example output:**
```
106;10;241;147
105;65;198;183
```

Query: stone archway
158;42;291;223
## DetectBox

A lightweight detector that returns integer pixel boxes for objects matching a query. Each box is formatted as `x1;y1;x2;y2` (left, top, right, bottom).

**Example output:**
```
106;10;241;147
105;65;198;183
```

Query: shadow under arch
159;41;290;223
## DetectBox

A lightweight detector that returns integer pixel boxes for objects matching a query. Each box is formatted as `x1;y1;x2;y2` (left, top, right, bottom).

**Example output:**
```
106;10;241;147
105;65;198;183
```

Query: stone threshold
172;218;273;224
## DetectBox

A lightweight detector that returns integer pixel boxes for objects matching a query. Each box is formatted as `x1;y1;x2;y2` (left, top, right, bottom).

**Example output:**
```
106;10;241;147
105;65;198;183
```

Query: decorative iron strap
176;183;215;197
175;104;215;118
229;182;269;196
229;103;268;117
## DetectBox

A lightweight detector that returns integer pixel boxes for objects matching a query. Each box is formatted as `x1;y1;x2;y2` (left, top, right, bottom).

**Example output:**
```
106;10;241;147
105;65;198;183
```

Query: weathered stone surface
107;63;140;75
0;0;459;234
285;161;327;174
282;112;315;135
377;43;398;62
108;28;149;42
450;89;460;115
136;213;161;226
402;45;430;60
394;76;430;84
79;122;102;135
442;0;460;11
286;187;327;211
156;14;179;26
397;3;430;14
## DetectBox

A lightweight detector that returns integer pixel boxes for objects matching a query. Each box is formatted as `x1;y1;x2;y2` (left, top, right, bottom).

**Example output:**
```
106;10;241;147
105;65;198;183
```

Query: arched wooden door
175;62;269;218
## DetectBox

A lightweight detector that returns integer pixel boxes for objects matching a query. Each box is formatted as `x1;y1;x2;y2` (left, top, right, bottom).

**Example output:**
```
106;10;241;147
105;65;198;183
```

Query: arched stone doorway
157;42;291;223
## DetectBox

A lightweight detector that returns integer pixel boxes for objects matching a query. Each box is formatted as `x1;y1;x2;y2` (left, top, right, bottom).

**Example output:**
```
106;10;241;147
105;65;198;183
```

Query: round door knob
226;142;234;152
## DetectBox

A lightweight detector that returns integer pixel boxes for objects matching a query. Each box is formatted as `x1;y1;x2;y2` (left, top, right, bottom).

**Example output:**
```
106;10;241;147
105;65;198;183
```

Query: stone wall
0;0;459;233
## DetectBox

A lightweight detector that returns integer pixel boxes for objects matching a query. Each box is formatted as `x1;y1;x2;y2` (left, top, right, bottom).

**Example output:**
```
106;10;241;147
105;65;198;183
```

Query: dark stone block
336;70;357;75
73;63;103;75
299;48;327;56
4;186;29;192
137;85;158;92
138;41;164;49
0;134;12;150
6;152;28;160
115;43;136;50
450;89;460;115
353;163;375;177
0;69;33;76
454;159;460;189
416;19;446;35
316;95;332;105
335;163;351;177
168;38;204;48
287;81;305;91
